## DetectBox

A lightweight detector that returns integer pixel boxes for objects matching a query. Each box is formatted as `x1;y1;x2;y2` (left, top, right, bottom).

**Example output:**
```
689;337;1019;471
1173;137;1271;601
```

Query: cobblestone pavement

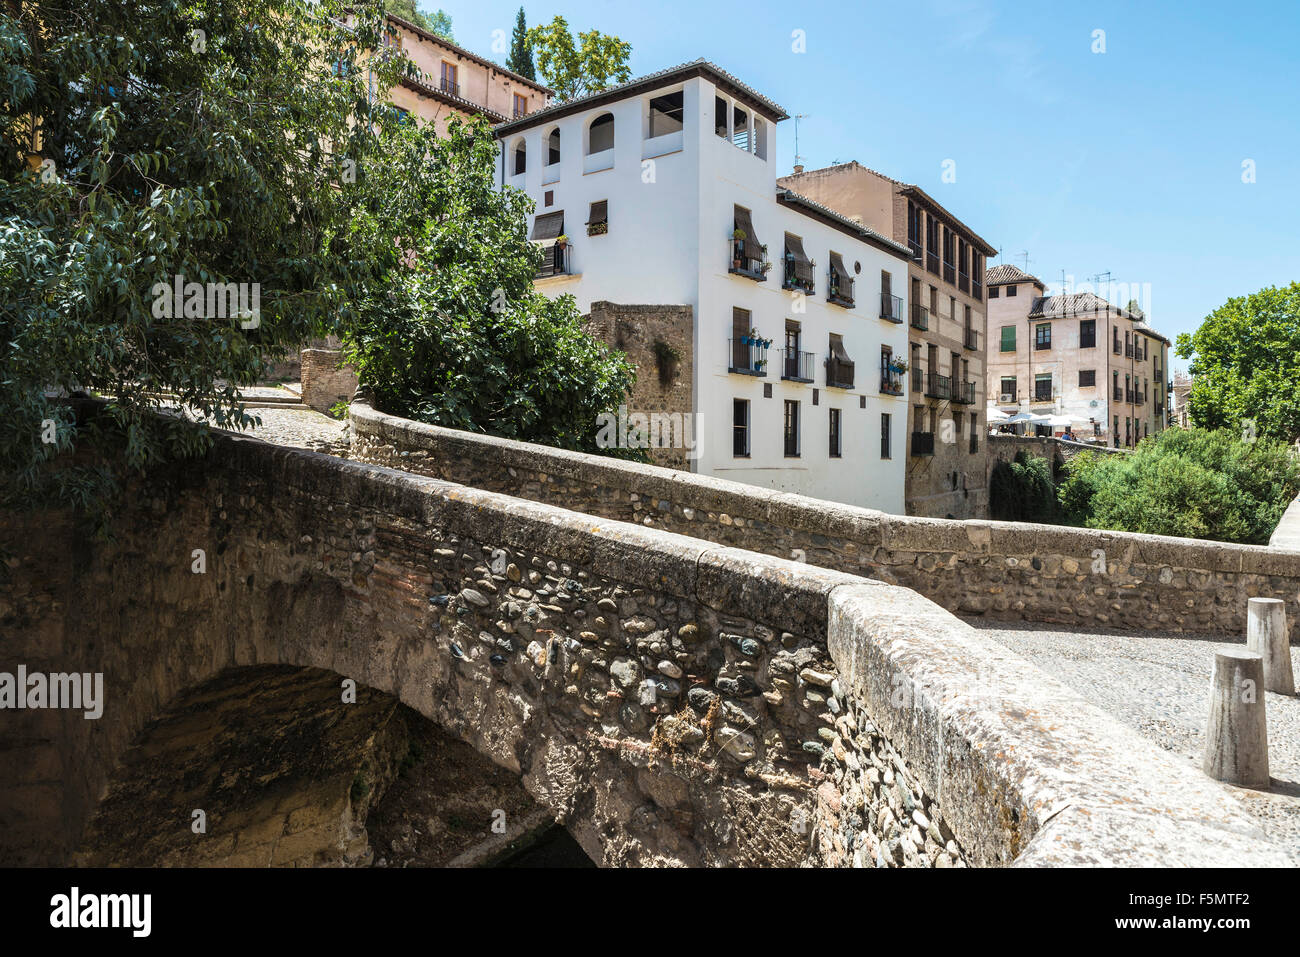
968;619;1300;860
218;405;350;456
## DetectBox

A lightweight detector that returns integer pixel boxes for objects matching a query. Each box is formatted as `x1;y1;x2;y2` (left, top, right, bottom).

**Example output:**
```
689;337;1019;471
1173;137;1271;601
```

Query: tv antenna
1016;250;1032;272
793;114;811;169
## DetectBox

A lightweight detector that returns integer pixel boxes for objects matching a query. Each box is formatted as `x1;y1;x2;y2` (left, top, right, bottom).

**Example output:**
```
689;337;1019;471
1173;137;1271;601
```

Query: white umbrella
1005;412;1038;423
985;407;1012;423
1046;414;1074;427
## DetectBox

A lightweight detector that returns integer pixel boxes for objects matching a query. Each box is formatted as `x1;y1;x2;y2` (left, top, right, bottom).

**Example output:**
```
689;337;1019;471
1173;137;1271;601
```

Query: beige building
380;14;551;133
985;265;1171;447
778;161;995;519
1172;371;1193;428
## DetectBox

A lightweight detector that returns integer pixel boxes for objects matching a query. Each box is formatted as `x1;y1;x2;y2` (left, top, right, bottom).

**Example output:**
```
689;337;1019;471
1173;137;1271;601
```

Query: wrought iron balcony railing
880;293;903;323
728;336;769;376
781;349;814;382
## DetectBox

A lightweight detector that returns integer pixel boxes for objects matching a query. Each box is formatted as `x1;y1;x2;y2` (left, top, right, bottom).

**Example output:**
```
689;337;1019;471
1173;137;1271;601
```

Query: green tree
1175;282;1300;443
1056;428;1300;544
989;450;1060;524
526;16;631;102
384;1;454;40
507;7;536;80
0;0;408;520
337;115;635;451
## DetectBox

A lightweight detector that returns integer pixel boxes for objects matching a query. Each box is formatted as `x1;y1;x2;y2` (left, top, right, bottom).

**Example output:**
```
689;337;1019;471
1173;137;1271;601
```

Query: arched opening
511;138;526;176
587;112;614;154
74;665;594;868
546;127;560;166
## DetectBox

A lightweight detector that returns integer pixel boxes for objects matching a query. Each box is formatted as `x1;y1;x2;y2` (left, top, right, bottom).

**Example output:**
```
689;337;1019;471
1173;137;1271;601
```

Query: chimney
793;164;804;174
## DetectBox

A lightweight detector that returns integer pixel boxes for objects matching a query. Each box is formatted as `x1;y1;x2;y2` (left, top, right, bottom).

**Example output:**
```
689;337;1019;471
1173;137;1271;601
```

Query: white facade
495;65;909;513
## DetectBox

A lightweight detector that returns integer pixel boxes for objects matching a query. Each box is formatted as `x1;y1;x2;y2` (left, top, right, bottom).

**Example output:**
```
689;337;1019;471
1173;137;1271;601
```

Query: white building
493;60;910;513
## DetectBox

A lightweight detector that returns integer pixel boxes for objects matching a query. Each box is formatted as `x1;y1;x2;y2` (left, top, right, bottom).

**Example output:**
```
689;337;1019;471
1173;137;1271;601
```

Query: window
1035;373;1052;401
1080;318;1096;348
512;139;526;176
880;413;892;459
989;286;999;298
1035;323;1052;350
1007;285;1018;297
733;399;750;457
930;286;939;314
1000;326;1016;352
587;112;614;153
546;129;561;165
440;62;459;96
732;103;750;150
753;117;766;159
1079;370;1096;387
513;93;528;119
784;400;800;457
953;411;963;435
648;91;684;137
828;409;842;458
1000;376;1017;400
714;96;729;137
586;200;608;235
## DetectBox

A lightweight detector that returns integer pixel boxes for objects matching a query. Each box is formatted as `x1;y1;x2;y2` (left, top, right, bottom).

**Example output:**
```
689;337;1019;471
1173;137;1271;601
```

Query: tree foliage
1057;428;1300;544
336;115;636;452
988;450;1060;524
506;7;535;81
1175;282;1300;443
384;1;453;40
526;16;631;102
0;0;411;519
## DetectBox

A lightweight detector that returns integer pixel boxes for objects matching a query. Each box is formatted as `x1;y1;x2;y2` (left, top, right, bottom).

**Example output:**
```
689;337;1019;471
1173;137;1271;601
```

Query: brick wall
300;347;359;414
584;301;694;469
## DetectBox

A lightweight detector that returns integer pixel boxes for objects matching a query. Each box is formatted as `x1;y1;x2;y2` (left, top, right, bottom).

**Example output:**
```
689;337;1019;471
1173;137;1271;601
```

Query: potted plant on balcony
555;233;569;249
732;228;746;268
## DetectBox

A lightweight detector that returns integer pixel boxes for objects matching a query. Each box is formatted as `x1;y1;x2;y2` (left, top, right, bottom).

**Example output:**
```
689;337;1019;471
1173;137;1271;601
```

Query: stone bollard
1203;649;1270;789
1246;598;1296;695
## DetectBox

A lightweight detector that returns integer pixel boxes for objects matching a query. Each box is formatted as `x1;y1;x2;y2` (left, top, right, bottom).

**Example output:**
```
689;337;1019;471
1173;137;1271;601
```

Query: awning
829;335;853;363
531;211;564;241
829;251;852;287
586;200;607;225
785;233;813;281
733;207;762;260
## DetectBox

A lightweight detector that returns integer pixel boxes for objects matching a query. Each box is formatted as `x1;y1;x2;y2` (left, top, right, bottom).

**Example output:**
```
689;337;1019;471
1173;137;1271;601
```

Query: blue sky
439;0;1300;373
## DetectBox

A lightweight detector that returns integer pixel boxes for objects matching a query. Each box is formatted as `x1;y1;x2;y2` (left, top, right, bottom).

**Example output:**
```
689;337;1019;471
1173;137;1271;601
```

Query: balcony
781;349;814;383
912;368;923;393
1113;386;1123;401
925;372;950;400
910;303;929;331
1031;387;1055;405
729;239;769;282
1125;343;1135;358
782;258;815;294
907;238;922;263
440;77;461;98
825;356;855;390
973;279;983;301
728;336;770;376
963;327;978;351
943;260;955;284
926;249;939;275
951;380;976;405
958;271;970;294
1155;401;1165;415
880;357;905;396
879;293;903;323
535;243;569;279
1125;388;1135;403
828;274;855;308
1134;391;1145;406
911;431;935;456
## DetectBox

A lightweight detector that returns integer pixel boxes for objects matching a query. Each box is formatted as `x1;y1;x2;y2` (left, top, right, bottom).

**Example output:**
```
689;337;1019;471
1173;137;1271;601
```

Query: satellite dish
1089;400;1098;408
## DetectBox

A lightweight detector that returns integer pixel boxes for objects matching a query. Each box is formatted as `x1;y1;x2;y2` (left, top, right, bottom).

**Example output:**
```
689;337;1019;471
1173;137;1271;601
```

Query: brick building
777;162;995;519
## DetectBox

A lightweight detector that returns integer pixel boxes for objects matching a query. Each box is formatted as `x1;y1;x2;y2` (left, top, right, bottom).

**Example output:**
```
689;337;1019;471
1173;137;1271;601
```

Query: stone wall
350;400;1300;637
584;301;695;470
300;347;358;415
2;424;1288;866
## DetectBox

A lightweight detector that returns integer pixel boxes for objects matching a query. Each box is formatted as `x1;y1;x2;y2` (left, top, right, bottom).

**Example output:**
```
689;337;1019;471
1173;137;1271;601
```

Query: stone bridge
1;413;1293;867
